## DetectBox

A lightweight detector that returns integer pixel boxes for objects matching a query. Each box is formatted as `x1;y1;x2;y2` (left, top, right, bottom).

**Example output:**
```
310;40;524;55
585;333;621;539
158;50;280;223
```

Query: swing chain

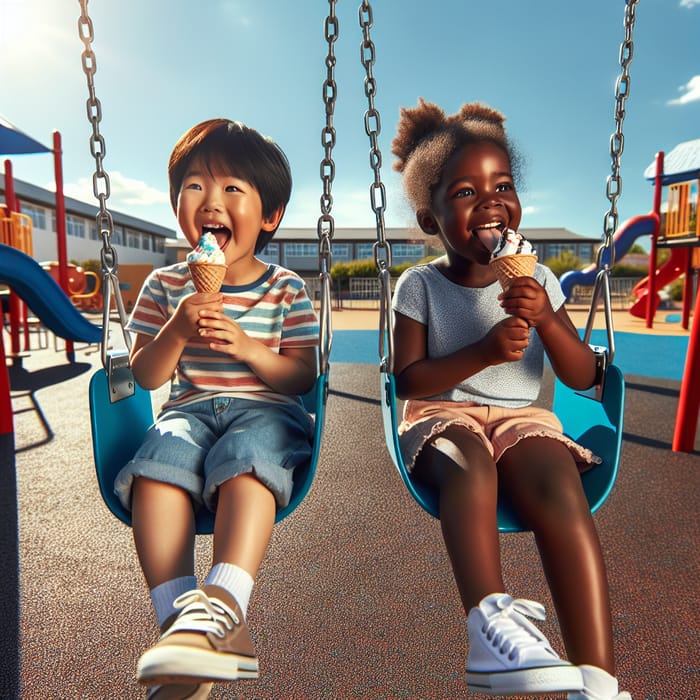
78;0;134;393
359;1;394;372
317;0;338;376
584;0;639;370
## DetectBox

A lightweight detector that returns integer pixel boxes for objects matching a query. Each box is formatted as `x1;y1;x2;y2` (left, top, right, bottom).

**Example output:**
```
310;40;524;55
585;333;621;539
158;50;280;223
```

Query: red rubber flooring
3;347;699;699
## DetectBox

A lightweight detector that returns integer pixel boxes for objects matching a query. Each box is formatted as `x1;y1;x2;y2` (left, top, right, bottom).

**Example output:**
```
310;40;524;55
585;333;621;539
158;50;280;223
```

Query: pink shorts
398;400;601;473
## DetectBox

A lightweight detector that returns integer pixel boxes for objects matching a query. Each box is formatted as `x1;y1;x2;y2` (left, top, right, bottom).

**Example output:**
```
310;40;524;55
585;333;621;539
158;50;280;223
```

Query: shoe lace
162;589;240;640
481;597;549;661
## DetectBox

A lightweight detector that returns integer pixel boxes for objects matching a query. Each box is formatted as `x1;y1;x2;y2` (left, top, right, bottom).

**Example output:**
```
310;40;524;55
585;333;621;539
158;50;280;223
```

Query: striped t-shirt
127;262;319;410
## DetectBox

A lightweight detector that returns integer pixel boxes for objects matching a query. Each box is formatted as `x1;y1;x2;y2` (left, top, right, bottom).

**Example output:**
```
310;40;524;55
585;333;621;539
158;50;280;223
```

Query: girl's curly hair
391;98;521;212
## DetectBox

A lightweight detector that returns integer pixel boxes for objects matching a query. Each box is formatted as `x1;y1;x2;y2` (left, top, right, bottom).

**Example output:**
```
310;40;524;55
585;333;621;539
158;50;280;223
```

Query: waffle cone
188;262;227;293
489;253;538;290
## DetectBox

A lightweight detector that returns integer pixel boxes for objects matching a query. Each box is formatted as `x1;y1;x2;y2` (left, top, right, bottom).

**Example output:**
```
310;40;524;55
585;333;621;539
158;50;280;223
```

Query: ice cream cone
188;261;227;293
489;253;537;290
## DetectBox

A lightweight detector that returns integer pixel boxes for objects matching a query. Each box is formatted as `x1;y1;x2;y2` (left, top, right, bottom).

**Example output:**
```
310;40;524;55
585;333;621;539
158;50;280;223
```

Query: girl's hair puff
391;98;521;212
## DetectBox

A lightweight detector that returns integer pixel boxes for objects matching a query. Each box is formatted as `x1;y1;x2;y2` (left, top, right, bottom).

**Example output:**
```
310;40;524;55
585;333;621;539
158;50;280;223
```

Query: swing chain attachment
582;0;639;394
317;0;338;377
358;1;393;373
78;0;135;402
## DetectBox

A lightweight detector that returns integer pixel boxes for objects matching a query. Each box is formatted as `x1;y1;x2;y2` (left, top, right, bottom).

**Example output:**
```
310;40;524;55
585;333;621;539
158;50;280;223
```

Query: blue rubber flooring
331;329;689;380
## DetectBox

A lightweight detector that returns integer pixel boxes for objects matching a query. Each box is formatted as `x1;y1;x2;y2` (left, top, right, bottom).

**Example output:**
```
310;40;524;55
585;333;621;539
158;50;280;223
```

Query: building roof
1;176;177;239
644;138;700;186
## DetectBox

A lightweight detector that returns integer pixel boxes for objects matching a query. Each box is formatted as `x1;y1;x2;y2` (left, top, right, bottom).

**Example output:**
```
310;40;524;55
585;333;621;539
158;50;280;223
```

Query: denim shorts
114;396;315;512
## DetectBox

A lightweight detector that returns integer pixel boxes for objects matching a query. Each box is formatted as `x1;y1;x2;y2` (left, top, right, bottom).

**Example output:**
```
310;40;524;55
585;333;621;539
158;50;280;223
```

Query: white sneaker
466;593;583;696
568;664;632;699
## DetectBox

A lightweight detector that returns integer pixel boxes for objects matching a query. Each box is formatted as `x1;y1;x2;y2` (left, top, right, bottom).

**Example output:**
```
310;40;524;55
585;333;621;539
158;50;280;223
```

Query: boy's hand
499;277;556;329
197;309;256;361
171;292;224;340
482;315;530;364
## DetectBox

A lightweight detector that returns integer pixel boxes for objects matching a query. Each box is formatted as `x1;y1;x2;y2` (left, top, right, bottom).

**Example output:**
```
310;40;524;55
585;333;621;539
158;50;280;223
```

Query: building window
90;222;100;241
331;243;351;261
391;243;424;258
127;229;140;248
21;203;47;230
66;214;86;238
355;243;374;260
154;236;164;253
285;243;317;257
258;242;279;263
142;234;152;251
111;226;125;246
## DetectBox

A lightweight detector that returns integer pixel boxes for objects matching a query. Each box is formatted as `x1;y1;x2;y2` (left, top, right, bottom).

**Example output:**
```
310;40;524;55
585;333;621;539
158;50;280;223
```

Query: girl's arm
500;277;597;390
392;311;530;400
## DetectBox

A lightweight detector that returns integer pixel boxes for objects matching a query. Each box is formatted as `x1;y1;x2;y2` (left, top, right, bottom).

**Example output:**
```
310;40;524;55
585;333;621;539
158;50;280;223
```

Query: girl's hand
499;277;557;329
482;315;531;364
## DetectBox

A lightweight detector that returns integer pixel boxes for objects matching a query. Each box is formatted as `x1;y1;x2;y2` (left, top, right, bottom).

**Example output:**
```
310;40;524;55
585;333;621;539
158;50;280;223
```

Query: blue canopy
644;138;700;186
0;116;51;156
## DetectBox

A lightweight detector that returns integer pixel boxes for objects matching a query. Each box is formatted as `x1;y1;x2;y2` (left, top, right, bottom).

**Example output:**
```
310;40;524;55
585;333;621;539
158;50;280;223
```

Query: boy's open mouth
202;224;232;251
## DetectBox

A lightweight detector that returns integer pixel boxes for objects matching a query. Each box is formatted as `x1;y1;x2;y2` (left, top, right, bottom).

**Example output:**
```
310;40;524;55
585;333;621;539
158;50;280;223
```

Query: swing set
79;0;631;535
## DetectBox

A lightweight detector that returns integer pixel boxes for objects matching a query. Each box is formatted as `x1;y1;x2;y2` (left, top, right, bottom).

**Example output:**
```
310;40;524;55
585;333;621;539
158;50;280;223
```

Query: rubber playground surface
2;308;699;699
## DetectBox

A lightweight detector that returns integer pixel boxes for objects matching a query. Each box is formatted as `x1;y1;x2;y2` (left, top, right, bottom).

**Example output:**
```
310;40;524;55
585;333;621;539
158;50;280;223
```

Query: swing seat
380;365;625;532
89;368;329;533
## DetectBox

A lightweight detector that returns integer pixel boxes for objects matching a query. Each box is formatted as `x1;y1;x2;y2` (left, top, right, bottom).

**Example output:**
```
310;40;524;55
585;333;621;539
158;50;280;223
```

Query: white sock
149;575;197;630
205;563;254;619
568;665;620;700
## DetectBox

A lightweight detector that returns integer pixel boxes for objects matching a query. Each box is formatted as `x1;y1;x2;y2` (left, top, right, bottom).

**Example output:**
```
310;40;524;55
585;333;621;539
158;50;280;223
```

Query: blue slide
0;243;101;343
560;213;659;299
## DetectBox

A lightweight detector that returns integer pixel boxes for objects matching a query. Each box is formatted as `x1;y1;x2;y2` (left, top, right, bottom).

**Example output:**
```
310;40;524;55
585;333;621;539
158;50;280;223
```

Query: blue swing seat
89;369;329;533
380;364;625;532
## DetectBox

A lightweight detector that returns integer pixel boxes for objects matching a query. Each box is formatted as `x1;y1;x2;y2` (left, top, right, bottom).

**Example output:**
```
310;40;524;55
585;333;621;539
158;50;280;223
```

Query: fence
304;276;647;311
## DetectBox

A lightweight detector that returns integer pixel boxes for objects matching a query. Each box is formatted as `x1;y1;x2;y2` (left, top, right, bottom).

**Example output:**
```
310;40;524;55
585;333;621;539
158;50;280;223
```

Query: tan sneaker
146;683;213;699
137;585;258;685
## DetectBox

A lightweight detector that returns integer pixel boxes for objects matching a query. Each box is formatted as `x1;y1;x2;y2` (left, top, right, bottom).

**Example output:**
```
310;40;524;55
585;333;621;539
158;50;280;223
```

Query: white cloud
57;171;169;208
667;75;700;105
680;0;699;8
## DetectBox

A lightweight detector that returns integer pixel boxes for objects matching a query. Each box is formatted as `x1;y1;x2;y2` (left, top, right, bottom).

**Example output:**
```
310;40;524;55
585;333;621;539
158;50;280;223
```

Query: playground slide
628;247;687;318
559;213;659;299
0;243;101;343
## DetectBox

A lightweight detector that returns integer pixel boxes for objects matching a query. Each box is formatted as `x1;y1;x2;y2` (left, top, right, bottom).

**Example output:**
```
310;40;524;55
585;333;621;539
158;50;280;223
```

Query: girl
391;99;629;700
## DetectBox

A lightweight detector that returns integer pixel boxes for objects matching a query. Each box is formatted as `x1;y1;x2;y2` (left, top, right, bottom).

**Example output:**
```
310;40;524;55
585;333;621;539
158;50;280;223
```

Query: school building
2;176;600;276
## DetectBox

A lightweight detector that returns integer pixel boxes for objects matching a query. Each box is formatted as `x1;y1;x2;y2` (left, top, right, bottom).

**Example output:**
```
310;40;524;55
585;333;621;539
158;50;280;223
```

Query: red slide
628;247;687;318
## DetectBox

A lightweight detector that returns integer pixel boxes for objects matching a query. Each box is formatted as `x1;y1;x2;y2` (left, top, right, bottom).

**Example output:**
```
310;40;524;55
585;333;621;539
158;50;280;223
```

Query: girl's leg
131;476;196;588
414;425;503;614
498;436;615;673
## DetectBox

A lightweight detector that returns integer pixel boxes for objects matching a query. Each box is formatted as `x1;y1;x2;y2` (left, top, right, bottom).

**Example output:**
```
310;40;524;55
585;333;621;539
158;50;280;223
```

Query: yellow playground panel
0;206;33;256
663;178;699;240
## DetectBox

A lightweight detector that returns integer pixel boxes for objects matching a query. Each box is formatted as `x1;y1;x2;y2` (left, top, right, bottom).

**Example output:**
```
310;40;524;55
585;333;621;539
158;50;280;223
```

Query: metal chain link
584;0;640;366
316;1;338;375
358;1;395;371
78;0;133;372
599;0;639;269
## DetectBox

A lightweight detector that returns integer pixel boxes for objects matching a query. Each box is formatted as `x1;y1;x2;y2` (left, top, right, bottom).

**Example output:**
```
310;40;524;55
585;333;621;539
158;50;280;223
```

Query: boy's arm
130;292;223;390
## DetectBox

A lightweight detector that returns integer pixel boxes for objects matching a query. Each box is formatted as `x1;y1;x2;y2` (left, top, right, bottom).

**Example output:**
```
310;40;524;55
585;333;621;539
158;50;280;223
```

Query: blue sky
1;1;698;253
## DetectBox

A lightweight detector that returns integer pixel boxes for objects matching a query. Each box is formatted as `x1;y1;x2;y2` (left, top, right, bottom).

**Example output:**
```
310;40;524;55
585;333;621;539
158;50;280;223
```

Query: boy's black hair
168;119;292;253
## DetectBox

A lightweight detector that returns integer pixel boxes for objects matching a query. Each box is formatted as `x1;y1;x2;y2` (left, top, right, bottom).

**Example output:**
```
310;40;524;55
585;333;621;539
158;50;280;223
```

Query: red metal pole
672;280;700;452
53;131;75;361
646;151;664;329
3;161;21;357
0;329;13;434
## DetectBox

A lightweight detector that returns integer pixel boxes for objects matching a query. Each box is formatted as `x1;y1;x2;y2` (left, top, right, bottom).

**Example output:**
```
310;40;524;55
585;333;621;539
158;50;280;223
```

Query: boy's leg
131;477;196;589
137;474;276;686
498;436;615;673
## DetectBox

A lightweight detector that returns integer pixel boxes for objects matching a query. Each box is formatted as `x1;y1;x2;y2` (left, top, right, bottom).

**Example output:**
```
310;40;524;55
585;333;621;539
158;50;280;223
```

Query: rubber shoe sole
467;663;584;695
138;644;258;685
